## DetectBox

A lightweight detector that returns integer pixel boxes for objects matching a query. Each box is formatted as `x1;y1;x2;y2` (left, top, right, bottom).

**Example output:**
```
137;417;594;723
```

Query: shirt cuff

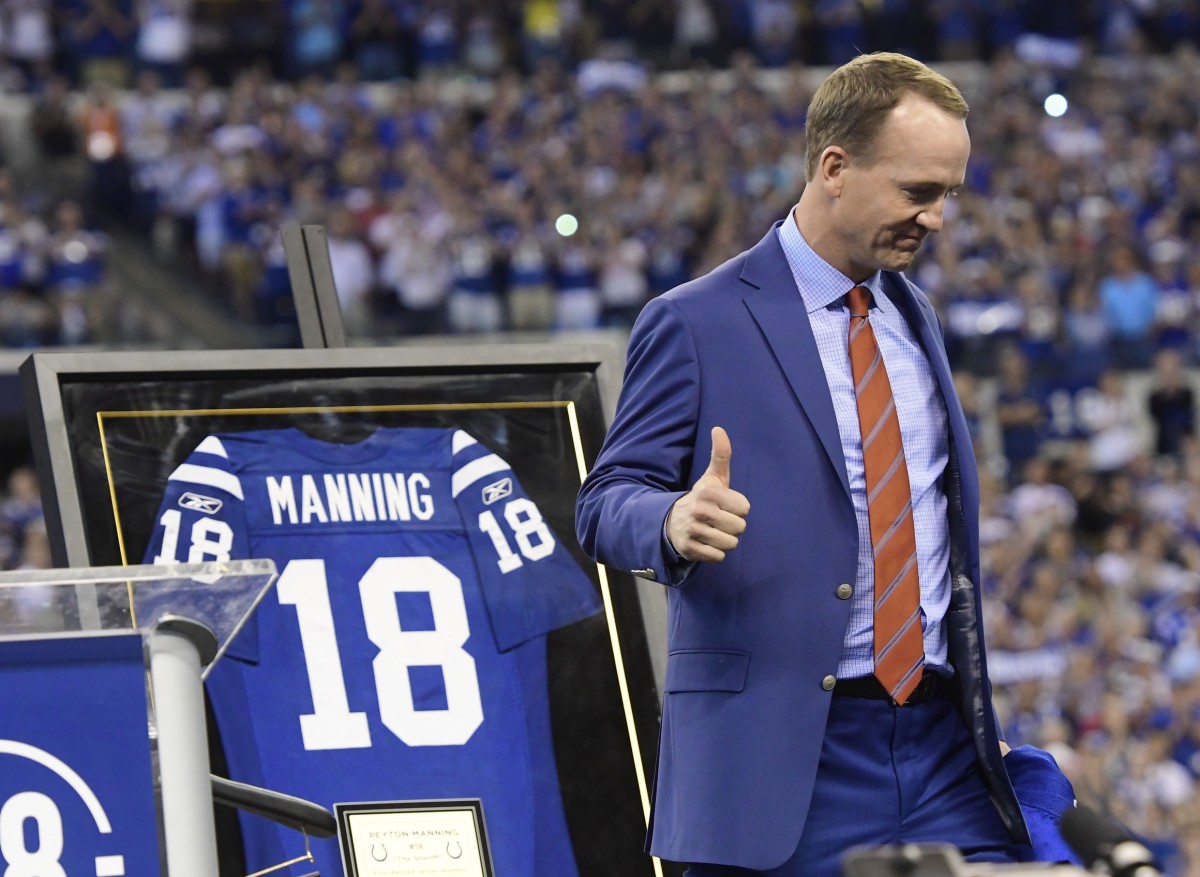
662;515;697;584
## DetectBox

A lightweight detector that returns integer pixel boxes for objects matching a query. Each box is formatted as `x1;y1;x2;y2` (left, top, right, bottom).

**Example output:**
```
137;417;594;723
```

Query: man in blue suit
577;53;1042;876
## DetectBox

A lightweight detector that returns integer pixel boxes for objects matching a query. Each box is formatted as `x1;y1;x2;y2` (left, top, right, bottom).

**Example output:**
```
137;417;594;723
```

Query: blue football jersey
142;427;601;877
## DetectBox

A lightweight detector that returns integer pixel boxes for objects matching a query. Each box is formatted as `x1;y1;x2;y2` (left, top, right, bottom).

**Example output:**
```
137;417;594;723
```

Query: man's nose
917;201;945;232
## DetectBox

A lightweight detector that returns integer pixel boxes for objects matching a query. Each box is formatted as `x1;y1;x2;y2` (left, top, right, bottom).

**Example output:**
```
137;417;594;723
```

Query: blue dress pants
684;686;1020;877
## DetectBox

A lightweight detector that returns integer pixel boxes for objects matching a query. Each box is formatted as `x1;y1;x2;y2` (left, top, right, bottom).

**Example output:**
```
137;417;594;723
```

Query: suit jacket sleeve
577;296;700;585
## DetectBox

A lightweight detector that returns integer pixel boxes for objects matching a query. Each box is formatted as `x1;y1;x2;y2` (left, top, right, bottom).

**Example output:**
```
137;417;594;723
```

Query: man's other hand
666;427;751;562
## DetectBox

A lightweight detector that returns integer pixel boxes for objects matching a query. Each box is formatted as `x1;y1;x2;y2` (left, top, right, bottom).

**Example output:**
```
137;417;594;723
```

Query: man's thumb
705;426;732;486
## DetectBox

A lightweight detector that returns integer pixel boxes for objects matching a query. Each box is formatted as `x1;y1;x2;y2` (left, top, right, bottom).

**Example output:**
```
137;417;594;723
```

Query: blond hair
804;52;968;180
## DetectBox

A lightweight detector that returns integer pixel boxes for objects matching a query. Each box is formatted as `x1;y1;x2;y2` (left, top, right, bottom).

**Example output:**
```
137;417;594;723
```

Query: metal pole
148;618;219;877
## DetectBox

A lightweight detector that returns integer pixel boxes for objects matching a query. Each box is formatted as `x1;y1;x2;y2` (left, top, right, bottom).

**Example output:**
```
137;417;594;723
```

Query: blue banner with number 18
0;632;160;876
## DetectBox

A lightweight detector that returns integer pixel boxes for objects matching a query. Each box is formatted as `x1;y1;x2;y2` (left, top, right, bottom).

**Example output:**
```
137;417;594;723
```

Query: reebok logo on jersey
179;492;223;515
482;478;512;505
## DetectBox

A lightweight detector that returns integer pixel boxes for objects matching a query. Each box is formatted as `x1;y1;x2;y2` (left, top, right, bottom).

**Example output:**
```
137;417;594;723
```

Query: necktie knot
847;285;872;317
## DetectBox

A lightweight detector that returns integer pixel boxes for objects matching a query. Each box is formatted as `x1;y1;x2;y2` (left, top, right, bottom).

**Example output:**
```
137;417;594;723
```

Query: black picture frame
21;343;672;877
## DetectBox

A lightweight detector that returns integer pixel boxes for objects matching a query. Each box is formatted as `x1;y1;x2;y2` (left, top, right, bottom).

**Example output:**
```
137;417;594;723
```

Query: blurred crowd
0;466;47;573
0;173;112;346
0;466;60;638
2;0;1198;95
5;2;1200;349
1;1;1199;873
16;11;1200;355
976;351;1200;874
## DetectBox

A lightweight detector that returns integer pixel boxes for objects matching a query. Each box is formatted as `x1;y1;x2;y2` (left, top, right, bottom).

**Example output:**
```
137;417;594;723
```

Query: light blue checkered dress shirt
776;214;952;677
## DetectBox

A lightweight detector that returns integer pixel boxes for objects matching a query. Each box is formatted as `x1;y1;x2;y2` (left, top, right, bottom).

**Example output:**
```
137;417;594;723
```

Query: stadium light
1044;93;1068;117
555;214;579;237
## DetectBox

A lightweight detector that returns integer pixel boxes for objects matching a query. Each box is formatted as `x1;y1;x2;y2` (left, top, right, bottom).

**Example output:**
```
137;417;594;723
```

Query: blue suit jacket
576;223;1029;869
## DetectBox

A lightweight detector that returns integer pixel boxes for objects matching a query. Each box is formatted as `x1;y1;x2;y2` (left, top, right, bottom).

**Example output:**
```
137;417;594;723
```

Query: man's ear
820;146;848;198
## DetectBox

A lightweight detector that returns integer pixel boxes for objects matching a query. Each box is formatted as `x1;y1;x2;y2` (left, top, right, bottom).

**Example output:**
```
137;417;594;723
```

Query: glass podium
0;560;277;877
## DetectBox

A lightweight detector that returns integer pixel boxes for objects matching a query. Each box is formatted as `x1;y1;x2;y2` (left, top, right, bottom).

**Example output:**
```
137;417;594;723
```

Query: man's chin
883;251;917;271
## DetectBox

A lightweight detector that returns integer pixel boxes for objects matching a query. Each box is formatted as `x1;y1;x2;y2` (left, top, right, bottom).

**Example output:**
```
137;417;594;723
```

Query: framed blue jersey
21;346;671;877
143;426;601;877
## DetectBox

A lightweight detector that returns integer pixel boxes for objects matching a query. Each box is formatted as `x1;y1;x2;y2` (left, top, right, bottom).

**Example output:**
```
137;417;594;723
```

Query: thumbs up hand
666;427;751;563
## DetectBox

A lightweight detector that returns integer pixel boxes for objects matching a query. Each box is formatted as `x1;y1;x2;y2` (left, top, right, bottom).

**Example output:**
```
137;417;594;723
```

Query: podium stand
0;559;277;877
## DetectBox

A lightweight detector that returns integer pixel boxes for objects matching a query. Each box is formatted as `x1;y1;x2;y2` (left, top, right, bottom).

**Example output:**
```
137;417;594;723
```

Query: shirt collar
776;209;887;316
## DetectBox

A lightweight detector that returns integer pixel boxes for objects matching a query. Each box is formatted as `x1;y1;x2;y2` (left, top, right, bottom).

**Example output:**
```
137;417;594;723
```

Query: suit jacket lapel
741;227;851;501
883;272;981;533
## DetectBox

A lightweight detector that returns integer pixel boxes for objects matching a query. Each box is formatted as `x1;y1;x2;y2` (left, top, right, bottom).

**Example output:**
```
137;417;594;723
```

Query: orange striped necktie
846;285;924;705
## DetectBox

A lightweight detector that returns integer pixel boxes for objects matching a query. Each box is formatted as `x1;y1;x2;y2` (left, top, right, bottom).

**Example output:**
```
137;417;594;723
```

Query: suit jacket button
631;568;657;581
821;675;837;691
836;583;853;600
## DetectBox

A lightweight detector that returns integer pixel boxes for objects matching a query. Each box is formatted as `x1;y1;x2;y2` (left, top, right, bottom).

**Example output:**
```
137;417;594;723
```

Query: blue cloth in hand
1004;744;1084;866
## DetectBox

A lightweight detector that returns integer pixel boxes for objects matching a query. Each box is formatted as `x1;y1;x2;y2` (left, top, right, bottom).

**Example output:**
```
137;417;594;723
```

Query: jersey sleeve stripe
451;430;478;454
451;454;510;497
167;463;245;500
194;436;229;458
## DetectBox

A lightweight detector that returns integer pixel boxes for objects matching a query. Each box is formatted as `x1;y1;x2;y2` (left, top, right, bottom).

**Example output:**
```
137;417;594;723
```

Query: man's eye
905;188;958;202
